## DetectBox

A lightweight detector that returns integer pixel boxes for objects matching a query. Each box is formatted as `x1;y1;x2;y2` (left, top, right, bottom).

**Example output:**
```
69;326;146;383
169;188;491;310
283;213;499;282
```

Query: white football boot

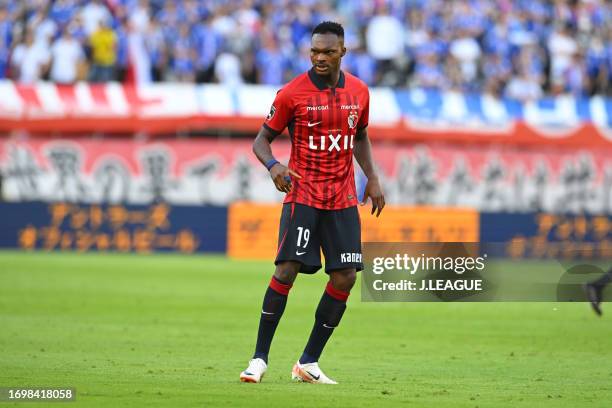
239;358;267;383
291;361;338;384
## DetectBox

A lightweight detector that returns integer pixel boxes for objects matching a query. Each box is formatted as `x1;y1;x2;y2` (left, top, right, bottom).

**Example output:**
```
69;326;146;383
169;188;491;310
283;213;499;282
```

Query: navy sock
253;276;292;363
593;268;612;287
299;282;349;364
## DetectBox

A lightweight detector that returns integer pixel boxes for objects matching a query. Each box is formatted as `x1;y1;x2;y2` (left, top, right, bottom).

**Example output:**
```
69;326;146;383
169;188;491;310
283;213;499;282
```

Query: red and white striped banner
0;81;610;147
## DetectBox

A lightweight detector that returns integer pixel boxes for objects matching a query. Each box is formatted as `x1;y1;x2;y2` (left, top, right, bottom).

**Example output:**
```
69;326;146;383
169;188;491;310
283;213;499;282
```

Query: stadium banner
479;212;612;259
361;242;612;302
0;201;227;253
0;81;610;146
227;203;478;260
2;137;612;214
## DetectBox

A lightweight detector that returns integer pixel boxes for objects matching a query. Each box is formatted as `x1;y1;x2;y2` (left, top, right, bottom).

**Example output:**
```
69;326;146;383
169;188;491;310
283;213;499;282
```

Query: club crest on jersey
347;111;358;129
266;105;276;121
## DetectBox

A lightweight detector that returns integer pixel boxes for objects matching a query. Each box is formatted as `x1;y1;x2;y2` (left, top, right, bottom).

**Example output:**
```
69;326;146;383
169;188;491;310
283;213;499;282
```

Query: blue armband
265;159;279;171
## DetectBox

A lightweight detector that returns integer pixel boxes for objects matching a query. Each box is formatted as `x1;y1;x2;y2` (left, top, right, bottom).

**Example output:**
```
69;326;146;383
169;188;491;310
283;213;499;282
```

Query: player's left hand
361;177;385;217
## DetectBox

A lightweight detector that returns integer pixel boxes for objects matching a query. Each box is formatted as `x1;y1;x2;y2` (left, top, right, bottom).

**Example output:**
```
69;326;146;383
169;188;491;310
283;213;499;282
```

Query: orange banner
227;203;479;260
227;202;283;260
360;206;479;243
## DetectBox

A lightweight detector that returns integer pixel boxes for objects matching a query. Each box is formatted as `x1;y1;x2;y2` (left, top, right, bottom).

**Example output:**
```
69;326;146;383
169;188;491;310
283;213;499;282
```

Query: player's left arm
353;126;385;217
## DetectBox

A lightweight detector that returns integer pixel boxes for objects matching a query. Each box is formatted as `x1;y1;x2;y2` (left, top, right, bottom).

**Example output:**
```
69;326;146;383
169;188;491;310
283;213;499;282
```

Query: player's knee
345;270;357;288
274;262;300;284
331;269;356;292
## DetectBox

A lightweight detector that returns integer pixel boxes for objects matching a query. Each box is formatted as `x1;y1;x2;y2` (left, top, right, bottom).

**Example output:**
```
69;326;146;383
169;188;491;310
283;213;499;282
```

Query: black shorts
275;203;363;274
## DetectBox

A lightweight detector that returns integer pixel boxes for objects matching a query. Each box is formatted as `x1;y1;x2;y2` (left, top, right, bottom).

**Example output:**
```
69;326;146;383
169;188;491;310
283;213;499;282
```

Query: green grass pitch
1;251;611;407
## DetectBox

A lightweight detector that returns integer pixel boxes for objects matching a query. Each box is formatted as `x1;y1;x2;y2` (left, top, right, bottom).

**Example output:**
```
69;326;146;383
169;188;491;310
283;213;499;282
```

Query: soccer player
239;21;385;384
585;267;612;316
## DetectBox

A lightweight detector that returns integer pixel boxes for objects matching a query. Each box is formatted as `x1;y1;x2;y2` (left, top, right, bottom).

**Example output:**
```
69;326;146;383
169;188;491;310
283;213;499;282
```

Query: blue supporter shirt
256;47;287;85
193;24;220;71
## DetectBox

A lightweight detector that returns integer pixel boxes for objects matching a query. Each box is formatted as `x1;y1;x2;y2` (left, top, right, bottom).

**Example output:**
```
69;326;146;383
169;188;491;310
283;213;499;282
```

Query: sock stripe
325;281;349;302
269;276;292;295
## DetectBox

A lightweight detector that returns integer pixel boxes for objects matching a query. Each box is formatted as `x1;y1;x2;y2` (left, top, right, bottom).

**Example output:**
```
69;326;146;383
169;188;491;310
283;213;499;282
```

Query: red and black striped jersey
263;68;370;210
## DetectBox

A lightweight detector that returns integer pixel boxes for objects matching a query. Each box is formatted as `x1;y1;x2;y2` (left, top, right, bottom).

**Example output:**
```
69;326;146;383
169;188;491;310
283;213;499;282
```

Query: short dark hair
312;21;344;38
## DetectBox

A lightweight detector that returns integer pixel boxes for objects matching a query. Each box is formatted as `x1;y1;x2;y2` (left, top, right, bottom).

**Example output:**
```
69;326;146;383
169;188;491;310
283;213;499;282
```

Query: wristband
265;159;279;171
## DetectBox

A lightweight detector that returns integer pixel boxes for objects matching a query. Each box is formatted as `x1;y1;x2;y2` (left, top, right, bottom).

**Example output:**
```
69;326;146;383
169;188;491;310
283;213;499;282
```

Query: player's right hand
269;163;302;193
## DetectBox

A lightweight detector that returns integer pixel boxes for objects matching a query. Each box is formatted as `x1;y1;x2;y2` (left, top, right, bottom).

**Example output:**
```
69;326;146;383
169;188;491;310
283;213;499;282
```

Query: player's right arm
252;127;301;193
253;88;302;193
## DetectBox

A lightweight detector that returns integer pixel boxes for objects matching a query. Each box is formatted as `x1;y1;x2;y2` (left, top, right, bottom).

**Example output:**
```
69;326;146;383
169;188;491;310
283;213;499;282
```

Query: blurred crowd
0;0;610;100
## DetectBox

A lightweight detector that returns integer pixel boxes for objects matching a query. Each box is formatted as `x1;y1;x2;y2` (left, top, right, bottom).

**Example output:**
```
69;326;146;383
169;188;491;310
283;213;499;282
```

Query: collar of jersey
308;68;345;90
